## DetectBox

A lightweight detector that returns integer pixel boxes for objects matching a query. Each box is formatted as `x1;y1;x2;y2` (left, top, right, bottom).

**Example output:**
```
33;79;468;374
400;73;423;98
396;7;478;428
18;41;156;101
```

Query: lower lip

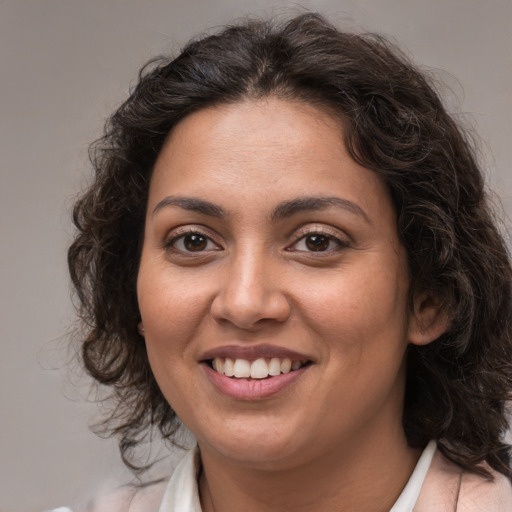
202;364;310;400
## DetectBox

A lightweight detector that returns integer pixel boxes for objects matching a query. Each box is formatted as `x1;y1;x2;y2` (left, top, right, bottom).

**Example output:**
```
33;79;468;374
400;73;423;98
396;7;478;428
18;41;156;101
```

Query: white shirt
49;439;512;511
157;440;437;512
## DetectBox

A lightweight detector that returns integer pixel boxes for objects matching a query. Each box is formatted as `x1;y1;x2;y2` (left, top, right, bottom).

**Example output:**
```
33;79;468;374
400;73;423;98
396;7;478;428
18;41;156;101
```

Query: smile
209;357;311;379
199;345;314;399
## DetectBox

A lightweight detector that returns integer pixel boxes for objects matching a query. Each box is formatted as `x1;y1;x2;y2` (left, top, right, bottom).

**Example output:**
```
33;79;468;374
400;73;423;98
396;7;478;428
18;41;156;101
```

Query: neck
198;422;420;512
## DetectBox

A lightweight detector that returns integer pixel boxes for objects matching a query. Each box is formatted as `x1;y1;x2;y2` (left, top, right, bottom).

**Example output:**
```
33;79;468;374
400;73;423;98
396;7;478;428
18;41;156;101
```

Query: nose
210;249;291;330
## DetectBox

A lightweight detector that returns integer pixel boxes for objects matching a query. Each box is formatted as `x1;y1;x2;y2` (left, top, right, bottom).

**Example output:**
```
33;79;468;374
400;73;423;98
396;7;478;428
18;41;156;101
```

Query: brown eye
184;233;208;251
305;234;330;251
168;231;220;253
289;231;349;253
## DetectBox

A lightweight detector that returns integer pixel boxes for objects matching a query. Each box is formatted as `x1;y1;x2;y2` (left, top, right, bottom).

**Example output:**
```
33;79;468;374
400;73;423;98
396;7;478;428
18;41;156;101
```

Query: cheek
301;265;408;330
301;263;409;407
138;264;213;339
137;268;207;406
137;274;201;396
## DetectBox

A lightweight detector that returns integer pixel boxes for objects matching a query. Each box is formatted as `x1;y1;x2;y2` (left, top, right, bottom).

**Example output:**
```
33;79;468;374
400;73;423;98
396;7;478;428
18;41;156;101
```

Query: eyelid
162;225;223;251
160;223;349;254
287;224;350;252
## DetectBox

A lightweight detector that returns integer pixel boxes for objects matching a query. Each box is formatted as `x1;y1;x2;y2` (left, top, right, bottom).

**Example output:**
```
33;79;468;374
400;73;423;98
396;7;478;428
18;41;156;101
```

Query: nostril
210;288;292;330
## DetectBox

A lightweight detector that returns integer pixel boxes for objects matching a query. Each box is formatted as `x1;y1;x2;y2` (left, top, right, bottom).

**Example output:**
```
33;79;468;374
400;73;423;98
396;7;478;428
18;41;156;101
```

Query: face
137;98;416;470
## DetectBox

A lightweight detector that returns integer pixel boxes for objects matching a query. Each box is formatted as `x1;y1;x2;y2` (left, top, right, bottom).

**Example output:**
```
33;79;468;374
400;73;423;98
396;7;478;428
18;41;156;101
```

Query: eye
289;232;348;253
167;230;220;253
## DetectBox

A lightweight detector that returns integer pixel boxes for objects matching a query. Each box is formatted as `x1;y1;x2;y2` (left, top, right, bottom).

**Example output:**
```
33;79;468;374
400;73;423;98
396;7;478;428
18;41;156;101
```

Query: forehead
148;98;392;222
155;98;344;171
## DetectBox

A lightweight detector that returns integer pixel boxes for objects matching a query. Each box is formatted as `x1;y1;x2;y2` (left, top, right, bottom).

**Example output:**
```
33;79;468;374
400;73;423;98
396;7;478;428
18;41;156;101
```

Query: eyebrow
270;196;371;224
152;196;226;218
152;195;371;225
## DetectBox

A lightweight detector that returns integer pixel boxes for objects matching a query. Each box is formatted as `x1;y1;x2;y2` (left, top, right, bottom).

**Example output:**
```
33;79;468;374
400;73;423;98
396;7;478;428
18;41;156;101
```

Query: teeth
211;357;306;379
223;357;234;377
281;358;292;373
268;357;281;376
250;358;269;378
233;359;251;378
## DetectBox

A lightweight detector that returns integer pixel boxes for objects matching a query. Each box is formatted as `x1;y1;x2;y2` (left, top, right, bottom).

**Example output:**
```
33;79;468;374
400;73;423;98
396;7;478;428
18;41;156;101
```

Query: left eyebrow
270;196;371;225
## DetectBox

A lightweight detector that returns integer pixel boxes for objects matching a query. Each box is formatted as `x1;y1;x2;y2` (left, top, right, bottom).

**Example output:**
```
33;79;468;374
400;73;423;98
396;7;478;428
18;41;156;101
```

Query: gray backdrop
1;0;511;510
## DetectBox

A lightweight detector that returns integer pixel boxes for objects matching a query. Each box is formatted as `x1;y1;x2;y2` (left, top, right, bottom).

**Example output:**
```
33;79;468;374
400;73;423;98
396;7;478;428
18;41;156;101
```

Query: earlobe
408;291;450;346
137;322;145;337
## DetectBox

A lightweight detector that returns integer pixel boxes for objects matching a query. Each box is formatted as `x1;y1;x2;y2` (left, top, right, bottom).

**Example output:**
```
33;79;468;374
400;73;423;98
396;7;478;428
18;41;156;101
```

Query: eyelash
287;229;350;254
163;227;221;254
163;226;349;255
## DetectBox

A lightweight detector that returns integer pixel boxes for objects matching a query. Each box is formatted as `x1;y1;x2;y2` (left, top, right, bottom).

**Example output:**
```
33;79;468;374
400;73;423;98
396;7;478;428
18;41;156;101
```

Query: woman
67;13;512;511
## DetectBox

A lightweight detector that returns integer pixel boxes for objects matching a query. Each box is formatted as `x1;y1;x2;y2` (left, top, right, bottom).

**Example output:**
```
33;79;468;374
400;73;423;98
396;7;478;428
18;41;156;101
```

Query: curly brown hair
68;13;512;478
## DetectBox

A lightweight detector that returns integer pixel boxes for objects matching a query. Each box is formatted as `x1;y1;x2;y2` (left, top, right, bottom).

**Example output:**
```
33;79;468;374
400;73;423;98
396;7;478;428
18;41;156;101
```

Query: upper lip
199;344;313;362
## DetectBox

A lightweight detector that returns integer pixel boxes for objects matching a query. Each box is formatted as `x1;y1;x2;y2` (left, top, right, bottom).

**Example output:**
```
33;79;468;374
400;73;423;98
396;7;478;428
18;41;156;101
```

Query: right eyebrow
152;196;226;219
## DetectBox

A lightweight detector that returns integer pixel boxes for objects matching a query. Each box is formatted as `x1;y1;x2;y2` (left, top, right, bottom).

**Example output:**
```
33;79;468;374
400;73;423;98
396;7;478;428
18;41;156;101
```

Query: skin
137;98;443;512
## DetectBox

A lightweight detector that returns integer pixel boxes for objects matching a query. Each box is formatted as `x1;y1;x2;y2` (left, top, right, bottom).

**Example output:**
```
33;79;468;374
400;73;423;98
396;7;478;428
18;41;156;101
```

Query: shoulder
457;468;512;512
46;448;198;512
96;481;168;512
416;449;512;512
49;480;169;512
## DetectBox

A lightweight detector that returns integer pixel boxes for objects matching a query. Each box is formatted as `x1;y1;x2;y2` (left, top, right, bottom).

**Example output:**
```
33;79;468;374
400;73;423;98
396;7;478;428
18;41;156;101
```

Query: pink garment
62;445;512;511
415;449;512;511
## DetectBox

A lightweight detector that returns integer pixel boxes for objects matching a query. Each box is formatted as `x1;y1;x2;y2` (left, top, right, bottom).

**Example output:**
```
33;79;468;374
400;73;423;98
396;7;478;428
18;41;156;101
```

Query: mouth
199;345;314;398
205;357;312;380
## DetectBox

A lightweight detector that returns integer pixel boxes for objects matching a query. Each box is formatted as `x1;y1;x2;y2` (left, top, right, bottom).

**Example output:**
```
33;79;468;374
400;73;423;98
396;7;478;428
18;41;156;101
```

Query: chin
197;420;308;468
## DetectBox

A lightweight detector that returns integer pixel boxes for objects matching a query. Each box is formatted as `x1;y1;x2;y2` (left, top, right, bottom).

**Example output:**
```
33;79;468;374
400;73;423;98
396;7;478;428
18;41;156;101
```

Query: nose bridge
231;244;269;302
211;241;290;328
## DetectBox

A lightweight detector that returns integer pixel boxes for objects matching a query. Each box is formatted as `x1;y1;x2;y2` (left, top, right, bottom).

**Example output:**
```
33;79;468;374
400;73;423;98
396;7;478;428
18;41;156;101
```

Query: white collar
158;441;437;512
389;440;437;512
158;447;202;512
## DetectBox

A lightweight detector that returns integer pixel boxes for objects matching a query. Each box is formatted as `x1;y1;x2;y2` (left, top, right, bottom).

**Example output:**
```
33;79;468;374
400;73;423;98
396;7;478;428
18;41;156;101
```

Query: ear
137;321;145;337
408;291;450;346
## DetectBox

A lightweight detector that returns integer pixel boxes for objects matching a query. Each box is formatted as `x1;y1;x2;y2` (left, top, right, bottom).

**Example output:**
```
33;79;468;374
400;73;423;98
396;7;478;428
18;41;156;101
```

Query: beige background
1;0;511;510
